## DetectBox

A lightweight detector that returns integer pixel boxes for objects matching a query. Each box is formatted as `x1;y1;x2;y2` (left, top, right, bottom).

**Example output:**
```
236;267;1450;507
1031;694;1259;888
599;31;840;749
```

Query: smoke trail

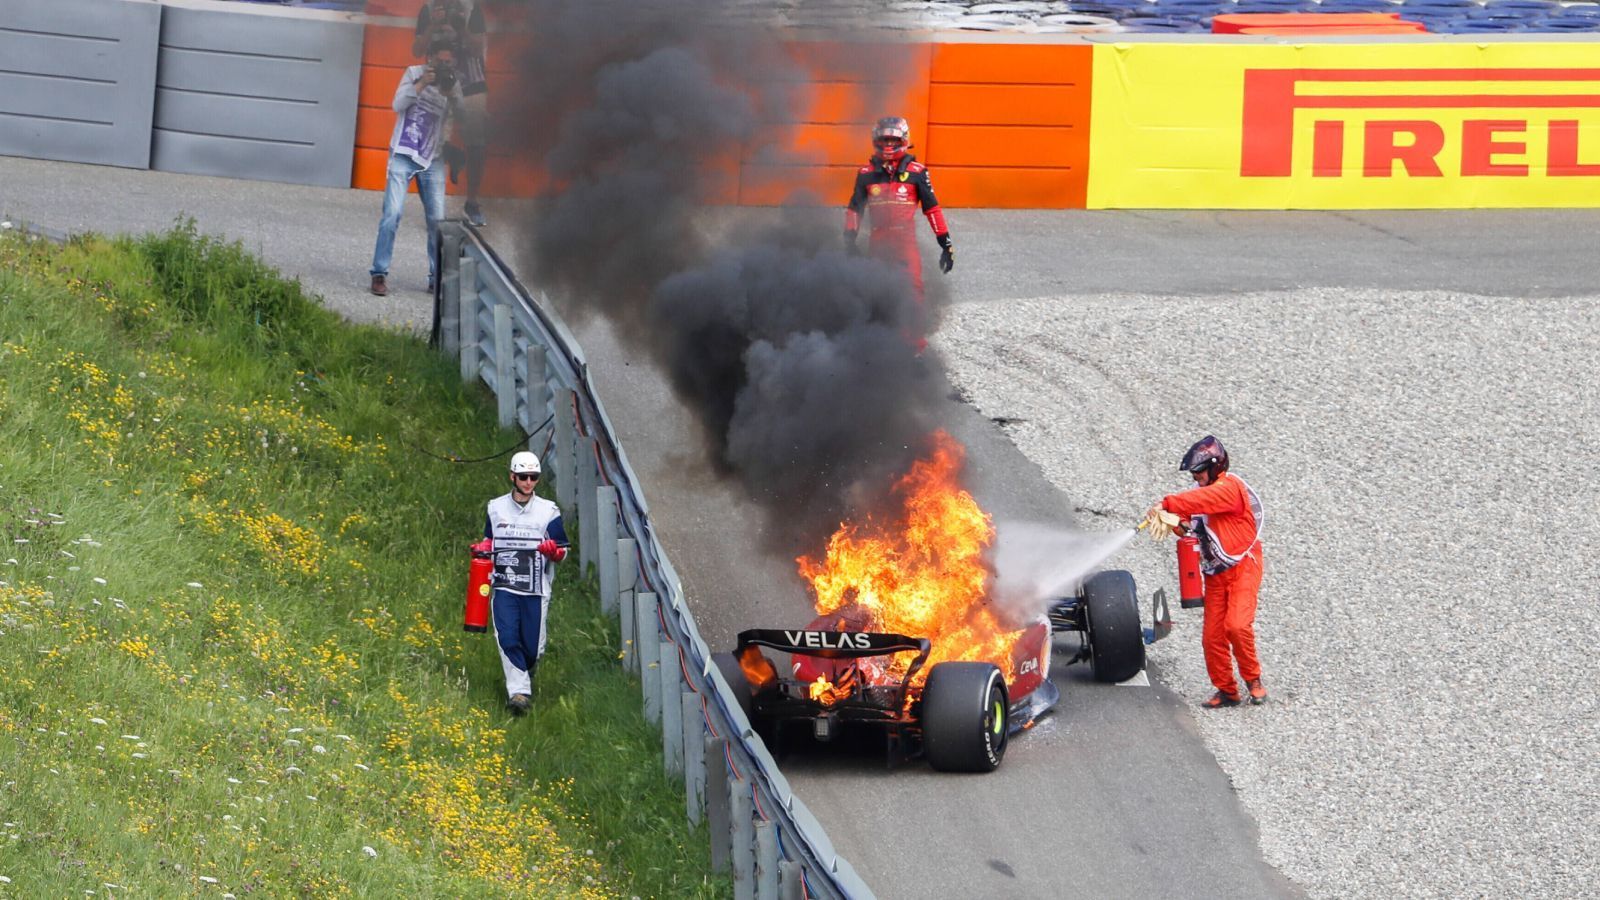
502;0;946;550
989;523;1138;626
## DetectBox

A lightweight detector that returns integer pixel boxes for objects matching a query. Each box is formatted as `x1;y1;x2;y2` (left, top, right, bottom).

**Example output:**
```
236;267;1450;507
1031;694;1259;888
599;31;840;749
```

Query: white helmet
509;451;541;475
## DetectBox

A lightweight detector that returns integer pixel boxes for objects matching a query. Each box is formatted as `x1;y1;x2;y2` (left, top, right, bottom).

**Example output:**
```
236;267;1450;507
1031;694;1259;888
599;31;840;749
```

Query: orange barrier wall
352;25;1094;209
737;41;932;207
924;43;1092;209
352;22;412;193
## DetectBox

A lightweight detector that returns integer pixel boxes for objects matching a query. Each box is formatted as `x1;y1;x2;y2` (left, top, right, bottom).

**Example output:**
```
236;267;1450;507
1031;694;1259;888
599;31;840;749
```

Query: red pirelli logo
1241;68;1600;178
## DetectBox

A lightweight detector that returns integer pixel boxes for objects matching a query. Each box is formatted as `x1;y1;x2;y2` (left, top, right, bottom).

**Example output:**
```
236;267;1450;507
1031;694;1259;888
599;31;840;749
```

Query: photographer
368;37;463;297
413;0;490;226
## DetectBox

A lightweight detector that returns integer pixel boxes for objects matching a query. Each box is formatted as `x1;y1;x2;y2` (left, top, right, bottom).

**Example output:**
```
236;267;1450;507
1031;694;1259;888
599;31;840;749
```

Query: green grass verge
0;223;727;898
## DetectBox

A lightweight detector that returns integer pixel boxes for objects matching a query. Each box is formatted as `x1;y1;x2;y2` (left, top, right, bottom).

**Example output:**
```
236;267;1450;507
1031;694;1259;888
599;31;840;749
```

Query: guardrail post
731;778;755;900
618;538;637;671
493;304;515;429
637;592;660;724
756;820;779;900
525;344;551;435
457;257;479;383
706;735;731;874
553;390;575;512
597;487;619;616
439;224;462;354
576;436;597;576
682;690;705;825
660;638;683;776
778;861;802;900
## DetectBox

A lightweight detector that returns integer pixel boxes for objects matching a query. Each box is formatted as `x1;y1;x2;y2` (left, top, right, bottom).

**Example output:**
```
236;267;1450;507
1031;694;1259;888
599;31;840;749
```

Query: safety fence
428;220;873;900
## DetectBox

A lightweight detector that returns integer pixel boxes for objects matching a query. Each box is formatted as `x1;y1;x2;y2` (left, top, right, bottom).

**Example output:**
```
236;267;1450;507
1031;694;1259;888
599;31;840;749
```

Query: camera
432;61;457;93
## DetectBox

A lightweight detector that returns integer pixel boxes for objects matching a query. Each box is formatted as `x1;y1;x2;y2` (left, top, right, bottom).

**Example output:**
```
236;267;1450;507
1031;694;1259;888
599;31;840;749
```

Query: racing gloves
937;233;954;274
537;539;567;563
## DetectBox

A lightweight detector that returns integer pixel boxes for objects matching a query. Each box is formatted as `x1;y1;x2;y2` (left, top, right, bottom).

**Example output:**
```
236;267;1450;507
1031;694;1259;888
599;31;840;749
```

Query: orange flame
808;676;849;707
796;431;1020;687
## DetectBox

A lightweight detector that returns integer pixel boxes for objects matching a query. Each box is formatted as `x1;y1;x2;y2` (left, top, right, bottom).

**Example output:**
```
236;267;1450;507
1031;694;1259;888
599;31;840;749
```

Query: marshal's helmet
872;116;911;163
509;451;541;476
1179;435;1229;481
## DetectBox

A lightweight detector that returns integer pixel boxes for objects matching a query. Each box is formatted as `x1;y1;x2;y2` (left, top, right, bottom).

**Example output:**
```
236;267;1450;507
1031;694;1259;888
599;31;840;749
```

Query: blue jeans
369;153;445;280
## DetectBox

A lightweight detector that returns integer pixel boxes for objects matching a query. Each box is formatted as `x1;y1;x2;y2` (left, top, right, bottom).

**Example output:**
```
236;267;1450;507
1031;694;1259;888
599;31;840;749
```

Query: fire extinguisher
464;539;493;633
1176;535;1204;609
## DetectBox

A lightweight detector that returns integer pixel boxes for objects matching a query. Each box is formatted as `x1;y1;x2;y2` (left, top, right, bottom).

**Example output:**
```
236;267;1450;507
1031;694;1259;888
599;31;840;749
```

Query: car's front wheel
921;662;1008;772
1083;569;1145;683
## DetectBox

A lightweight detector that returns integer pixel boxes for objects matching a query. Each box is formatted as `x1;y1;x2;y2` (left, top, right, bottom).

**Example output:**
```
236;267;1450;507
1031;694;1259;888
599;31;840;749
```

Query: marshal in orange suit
1150;436;1267;708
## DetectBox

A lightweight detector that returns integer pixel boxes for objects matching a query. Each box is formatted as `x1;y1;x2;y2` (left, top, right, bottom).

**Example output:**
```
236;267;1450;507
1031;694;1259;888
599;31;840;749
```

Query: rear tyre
1083;569;1145;683
921;662;1008;772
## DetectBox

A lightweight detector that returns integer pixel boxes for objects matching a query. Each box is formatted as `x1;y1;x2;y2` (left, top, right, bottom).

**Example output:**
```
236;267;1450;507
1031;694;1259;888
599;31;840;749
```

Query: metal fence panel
0;0;160;168
151;0;361;187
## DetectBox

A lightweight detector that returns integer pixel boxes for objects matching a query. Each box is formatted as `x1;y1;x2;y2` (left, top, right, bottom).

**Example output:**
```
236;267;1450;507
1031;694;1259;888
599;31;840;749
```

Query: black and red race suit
844;153;949;303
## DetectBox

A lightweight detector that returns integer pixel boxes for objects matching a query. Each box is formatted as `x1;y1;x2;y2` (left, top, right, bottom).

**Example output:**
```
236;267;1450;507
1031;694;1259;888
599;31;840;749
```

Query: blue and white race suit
484;492;568;697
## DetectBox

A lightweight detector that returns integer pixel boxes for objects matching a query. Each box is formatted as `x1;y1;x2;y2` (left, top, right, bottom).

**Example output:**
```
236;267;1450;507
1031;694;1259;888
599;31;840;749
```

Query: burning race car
718;432;1171;772
714;569;1170;773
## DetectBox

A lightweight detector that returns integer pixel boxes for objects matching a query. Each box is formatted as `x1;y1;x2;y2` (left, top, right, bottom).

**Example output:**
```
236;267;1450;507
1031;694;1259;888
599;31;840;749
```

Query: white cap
509;451;541;475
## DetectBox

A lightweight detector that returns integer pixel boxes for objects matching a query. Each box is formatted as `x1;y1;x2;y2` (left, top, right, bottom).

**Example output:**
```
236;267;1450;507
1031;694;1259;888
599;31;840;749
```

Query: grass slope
0;224;724;898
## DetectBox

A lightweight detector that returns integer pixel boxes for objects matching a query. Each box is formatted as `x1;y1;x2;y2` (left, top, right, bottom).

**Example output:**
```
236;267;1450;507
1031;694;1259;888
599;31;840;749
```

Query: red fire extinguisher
464;539;493;633
1176;535;1204;609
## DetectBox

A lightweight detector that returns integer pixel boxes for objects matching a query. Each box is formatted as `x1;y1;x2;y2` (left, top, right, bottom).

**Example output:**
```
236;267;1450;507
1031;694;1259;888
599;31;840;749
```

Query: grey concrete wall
0;0;161;168
151;0;362;188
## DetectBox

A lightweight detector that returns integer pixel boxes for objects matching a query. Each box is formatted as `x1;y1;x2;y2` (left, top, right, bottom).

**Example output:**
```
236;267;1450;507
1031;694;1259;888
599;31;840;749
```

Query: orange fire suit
1162;473;1264;696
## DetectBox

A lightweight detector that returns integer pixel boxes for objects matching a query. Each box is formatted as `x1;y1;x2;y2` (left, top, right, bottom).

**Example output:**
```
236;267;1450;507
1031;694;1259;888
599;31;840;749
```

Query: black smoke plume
501;0;948;551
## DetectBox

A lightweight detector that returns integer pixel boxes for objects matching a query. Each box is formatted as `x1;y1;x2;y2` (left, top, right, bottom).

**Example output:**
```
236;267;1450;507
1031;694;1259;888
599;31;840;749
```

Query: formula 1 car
714;569;1171;773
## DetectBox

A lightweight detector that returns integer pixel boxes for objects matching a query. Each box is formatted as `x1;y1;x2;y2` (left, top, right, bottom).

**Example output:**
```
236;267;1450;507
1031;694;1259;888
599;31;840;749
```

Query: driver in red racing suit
844;116;954;307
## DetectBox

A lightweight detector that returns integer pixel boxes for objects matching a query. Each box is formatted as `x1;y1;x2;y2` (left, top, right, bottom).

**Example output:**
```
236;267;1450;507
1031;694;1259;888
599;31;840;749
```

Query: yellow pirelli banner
1087;43;1600;209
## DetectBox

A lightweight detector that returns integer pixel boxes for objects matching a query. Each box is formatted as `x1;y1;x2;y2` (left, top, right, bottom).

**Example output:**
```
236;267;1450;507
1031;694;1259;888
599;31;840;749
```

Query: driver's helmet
872;116;911;163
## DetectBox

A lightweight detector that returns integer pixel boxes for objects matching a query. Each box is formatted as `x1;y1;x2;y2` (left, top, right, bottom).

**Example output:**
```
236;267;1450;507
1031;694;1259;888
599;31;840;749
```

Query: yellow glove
1140;509;1182;541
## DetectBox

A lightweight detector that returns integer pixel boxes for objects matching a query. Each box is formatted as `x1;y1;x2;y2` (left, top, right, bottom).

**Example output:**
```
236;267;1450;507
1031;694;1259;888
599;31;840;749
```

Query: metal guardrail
431;221;874;900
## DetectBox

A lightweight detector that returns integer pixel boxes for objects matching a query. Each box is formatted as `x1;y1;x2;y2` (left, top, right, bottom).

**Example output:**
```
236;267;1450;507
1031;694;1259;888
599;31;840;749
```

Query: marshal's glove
844;230;860;257
1140;509;1182;541
936;233;954;274
537;539;567;563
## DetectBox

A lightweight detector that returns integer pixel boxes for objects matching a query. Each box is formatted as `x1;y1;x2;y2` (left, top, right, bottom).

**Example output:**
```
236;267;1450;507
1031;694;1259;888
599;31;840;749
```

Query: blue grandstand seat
1319;0;1404;10
1527;15;1600;29
1121;16;1211;30
1434;17;1528;29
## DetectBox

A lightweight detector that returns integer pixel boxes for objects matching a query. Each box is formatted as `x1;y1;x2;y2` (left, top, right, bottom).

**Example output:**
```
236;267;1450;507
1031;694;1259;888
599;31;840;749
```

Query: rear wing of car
736;629;929;660
736;628;935;709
